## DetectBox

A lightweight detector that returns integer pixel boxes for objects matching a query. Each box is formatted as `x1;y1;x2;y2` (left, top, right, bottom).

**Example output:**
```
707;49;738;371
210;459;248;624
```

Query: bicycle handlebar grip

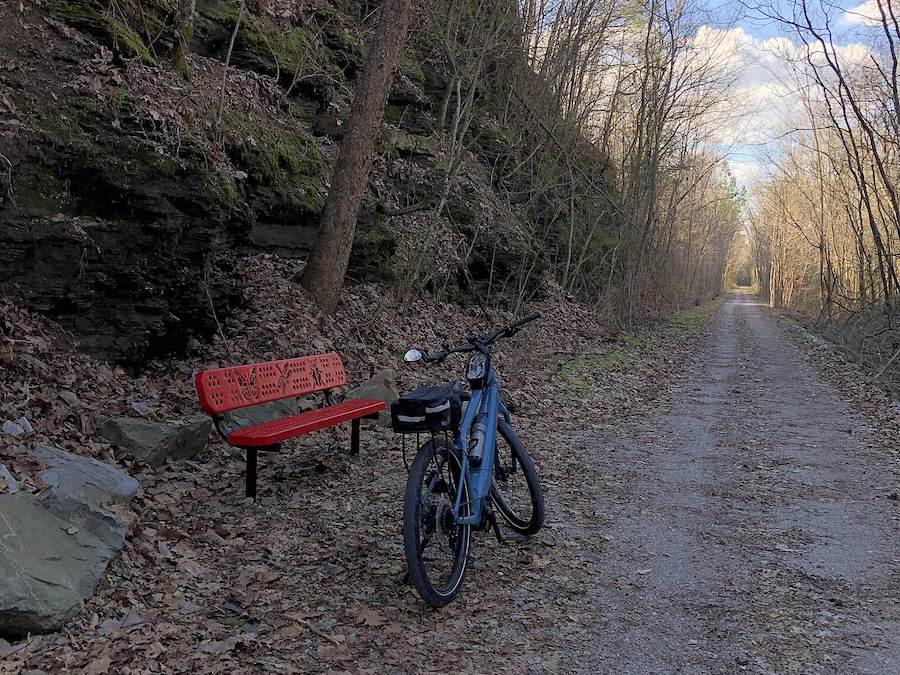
510;312;541;330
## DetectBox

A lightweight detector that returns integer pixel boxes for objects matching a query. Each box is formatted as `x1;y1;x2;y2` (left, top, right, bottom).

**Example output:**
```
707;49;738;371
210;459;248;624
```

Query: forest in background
1;0;897;391
431;0;746;318
747;0;900;393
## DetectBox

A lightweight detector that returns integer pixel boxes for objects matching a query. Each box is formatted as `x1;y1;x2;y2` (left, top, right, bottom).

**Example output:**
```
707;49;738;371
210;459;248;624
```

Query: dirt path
12;292;899;674
576;291;900;673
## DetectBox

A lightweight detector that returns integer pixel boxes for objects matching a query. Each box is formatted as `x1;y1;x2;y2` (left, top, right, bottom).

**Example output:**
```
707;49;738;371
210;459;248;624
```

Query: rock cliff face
1;1;604;365
0;1;387;364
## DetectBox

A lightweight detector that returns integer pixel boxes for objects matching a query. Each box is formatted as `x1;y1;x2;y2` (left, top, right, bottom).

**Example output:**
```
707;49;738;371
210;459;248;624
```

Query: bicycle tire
490;421;545;535
403;437;472;607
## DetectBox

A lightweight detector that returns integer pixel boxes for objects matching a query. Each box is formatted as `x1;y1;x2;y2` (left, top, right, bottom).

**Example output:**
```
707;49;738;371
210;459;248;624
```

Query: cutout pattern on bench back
195;353;347;414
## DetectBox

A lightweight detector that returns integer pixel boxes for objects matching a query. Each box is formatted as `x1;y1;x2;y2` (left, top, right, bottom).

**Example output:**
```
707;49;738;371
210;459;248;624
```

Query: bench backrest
195;353;347;415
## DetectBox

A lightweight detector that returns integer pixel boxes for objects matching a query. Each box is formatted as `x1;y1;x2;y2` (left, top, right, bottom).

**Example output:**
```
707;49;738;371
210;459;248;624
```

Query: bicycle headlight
466;353;487;388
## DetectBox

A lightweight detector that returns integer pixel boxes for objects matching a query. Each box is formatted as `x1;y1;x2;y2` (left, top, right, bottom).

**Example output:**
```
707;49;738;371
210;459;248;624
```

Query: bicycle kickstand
485;507;506;545
486;507;527;545
485;509;506;544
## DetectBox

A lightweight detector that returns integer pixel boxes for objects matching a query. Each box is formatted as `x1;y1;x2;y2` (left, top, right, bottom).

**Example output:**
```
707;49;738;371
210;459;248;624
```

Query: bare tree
303;0;412;313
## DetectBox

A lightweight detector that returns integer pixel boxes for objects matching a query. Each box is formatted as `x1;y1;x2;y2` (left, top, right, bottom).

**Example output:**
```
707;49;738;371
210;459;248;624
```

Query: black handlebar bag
391;382;463;433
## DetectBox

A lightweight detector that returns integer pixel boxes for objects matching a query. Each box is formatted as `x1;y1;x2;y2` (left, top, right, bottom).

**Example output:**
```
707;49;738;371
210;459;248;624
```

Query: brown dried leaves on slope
2;254;629;672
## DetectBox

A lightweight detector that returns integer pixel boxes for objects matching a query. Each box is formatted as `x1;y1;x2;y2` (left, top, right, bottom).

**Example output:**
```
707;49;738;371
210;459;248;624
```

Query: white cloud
689;25;876;187
729;158;767;185
691;27;800;148
841;0;884;26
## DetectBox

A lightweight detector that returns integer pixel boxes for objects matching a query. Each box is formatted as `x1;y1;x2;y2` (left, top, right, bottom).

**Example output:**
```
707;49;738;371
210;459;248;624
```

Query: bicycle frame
451;360;511;527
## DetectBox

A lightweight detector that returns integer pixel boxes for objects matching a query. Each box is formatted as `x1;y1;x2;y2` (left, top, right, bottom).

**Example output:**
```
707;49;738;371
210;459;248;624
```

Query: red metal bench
195;353;384;499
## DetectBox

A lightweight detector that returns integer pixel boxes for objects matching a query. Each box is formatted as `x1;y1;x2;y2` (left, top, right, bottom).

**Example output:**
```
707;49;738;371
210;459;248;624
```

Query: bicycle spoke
490;424;543;535
408;442;469;596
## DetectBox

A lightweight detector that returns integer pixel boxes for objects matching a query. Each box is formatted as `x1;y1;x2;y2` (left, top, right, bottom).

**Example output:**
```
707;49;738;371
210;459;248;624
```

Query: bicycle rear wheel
402;437;471;607
490;421;545;535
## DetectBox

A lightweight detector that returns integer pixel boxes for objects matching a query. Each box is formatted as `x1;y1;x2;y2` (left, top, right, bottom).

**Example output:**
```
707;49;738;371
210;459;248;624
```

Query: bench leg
351;418;361;455
246;448;258;500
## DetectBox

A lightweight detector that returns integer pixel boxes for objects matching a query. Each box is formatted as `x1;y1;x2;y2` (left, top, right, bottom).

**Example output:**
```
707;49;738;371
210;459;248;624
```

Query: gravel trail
580;291;900;673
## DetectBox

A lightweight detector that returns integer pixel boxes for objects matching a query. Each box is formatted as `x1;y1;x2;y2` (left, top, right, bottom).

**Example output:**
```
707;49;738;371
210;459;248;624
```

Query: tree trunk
302;0;412;313
171;0;196;77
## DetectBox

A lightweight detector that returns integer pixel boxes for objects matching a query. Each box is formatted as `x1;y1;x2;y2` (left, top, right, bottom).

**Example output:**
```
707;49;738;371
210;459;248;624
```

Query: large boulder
0;447;138;638
99;416;212;467
347;369;398;427
0;493;124;638
222;399;300;429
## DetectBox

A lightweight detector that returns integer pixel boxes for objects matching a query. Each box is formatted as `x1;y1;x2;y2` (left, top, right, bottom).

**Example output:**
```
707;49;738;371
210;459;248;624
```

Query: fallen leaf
199;636;239;655
356;608;387;627
81;654;111;675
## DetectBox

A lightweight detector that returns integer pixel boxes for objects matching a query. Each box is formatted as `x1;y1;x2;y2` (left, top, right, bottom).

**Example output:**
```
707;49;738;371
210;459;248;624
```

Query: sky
700;0;887;189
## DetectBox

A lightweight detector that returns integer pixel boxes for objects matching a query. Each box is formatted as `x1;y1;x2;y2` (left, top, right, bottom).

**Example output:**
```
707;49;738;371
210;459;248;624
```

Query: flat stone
223;399;299;429
170;417;213;462
99;416;212;467
26;445;138;507
2;420;26;438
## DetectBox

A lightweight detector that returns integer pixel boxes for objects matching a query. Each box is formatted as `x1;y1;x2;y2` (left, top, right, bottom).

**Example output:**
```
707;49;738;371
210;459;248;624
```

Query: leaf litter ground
1;254;707;673
7;269;896;673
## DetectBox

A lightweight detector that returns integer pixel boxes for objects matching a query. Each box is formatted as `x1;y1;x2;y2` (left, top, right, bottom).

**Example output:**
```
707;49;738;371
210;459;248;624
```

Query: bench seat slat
227;399;385;447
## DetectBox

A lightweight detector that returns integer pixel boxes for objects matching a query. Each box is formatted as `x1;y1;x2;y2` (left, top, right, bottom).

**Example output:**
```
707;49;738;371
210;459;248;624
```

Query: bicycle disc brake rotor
434;497;454;546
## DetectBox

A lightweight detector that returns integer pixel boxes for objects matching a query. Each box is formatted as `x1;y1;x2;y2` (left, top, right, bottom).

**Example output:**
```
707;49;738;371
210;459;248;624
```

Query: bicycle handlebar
420;312;541;365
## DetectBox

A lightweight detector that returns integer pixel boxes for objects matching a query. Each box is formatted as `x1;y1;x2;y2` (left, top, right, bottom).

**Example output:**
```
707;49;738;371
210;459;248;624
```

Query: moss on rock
221;124;328;224
193;0;348;100
351;209;395;280
48;0;177;63
314;5;364;73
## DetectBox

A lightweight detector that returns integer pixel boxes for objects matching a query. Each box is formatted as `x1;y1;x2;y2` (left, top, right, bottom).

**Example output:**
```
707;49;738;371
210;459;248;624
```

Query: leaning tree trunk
302;0;412;313
171;0;196;77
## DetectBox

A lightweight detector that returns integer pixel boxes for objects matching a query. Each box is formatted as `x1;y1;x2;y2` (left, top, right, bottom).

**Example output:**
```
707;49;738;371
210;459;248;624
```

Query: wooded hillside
0;0;743;364
3;1;900;671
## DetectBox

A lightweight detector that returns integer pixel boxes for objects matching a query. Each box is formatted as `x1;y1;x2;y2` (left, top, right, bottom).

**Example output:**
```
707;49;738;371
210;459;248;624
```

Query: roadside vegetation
561;297;723;400
746;1;900;395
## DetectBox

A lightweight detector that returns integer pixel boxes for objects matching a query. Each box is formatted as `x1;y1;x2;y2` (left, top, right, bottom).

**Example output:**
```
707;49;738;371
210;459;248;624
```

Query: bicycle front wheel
490;421;545;535
402;437;472;607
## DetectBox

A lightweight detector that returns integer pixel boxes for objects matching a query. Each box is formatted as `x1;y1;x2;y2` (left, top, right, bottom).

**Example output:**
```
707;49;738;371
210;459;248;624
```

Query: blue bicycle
392;313;545;606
